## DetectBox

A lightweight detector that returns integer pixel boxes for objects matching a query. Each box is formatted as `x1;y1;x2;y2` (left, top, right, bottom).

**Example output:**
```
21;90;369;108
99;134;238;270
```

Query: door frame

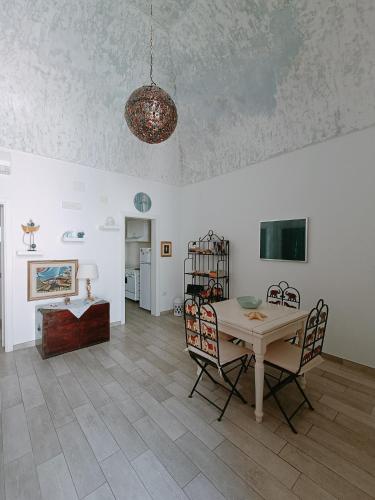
0;200;13;352
121;212;160;324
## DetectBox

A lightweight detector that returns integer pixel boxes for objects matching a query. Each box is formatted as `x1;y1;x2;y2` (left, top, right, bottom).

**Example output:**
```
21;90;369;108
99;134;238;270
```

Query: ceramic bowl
237;296;262;309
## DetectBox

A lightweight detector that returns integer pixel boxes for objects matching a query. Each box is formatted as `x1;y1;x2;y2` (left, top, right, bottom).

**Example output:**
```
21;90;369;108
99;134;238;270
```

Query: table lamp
77;263;99;301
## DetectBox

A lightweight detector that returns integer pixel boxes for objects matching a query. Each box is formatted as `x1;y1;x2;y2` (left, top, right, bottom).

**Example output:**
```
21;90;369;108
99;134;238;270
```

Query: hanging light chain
150;0;156;85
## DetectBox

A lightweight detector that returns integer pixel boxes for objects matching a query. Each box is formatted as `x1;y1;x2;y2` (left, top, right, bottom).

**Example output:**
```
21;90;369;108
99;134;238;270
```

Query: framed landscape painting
27;260;79;301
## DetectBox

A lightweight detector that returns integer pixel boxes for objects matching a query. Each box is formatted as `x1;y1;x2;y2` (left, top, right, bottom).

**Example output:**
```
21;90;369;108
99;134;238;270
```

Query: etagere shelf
184;230;229;305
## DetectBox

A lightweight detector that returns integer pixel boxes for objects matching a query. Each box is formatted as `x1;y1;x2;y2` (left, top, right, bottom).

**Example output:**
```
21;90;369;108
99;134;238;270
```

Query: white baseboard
160;309;173;316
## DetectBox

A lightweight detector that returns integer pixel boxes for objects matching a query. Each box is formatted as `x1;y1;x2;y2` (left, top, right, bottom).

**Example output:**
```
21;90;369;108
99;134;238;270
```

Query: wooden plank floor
0;301;374;499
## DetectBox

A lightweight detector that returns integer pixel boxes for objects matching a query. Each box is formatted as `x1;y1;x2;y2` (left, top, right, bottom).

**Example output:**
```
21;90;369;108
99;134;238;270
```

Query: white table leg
253;341;266;423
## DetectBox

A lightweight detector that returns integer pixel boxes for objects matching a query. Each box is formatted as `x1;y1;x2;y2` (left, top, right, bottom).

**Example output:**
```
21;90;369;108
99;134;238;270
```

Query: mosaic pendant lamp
124;0;178;144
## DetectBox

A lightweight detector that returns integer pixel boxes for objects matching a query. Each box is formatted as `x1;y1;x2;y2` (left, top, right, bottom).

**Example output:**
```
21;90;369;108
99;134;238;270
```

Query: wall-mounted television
260;218;308;262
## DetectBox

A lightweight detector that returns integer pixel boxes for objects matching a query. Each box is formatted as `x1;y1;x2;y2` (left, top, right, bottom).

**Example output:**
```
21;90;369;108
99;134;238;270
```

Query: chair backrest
197;280;224;305
266;281;301;309
298;299;329;373
184;298;220;364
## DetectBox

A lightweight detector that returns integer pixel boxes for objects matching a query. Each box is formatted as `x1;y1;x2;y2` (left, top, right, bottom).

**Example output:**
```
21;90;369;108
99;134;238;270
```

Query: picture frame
161;241;172;257
27;260;79;301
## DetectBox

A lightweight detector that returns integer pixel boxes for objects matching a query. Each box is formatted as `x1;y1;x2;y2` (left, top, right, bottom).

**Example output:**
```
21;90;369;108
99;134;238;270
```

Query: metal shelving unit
184;230;229;305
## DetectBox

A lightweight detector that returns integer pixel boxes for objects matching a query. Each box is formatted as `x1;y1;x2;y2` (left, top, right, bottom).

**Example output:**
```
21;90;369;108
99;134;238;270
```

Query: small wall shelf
98;225;120;231
62;236;85;242
16;250;43;257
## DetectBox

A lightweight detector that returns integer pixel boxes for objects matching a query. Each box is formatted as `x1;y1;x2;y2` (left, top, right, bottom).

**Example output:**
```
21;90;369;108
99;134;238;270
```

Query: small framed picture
161;241;172;257
27;259;79;301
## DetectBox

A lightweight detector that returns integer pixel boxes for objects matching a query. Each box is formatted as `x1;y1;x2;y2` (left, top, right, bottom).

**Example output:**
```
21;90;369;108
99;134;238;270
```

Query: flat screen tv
260;218;308;262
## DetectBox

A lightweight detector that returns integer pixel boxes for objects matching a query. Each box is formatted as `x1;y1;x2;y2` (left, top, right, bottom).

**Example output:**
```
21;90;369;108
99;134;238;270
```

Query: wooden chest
36;300;110;359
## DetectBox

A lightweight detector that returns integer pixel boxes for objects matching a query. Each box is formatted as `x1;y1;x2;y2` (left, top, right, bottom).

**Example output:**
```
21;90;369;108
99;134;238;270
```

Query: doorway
123;215;159;324
0;205;3;348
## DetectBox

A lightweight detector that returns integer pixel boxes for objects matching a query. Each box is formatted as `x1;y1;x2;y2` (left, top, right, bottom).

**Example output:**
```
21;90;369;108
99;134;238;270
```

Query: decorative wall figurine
21;219;40;252
105;216;115;226
62;231;85;242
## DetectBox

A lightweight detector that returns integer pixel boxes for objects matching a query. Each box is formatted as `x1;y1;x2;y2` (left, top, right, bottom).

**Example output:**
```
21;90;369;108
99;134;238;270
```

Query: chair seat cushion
264;340;323;374
219;341;252;366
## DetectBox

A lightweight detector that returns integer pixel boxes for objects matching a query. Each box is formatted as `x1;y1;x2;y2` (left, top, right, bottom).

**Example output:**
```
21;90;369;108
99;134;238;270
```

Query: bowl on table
236;296;262;309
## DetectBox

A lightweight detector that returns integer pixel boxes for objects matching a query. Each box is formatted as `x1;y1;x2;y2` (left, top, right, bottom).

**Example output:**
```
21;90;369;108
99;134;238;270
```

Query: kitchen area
125;217;152;317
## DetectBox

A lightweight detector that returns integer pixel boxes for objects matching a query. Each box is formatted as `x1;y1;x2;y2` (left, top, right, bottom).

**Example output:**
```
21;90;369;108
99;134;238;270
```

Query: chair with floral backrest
184;298;251;421
198;281;238;343
262;298;329;433
198;279;224;304
267;281;301;345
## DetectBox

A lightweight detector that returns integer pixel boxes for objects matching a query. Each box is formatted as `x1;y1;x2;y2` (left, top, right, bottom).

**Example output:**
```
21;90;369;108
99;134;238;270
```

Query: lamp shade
77;264;98;280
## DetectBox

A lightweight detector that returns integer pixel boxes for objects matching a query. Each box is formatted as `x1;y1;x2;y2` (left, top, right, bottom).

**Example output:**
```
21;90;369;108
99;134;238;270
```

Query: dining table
213;299;309;423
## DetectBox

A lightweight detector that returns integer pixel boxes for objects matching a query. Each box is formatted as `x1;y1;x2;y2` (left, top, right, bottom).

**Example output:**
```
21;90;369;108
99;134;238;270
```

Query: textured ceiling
171;0;375;184
0;0;374;185
0;0;180;184
127;0;195;29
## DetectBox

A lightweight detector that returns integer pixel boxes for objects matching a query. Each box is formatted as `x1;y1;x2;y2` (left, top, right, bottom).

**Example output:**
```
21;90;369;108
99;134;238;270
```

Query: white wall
0;149;182;347
2;127;375;367
182;127;375;368
0;207;2;323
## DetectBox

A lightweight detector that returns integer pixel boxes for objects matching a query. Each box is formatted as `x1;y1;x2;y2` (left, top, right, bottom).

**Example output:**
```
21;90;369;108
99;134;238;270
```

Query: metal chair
184;298;251;421
199;281;240;344
262;299;329;433
267;281;301;345
266;281;301;309
198;279;224;304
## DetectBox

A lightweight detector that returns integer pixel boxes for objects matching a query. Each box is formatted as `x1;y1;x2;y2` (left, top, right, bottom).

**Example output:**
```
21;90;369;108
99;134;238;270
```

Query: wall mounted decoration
99;216;120;231
134;192;152;213
21;219;40;252
161;241;172;257
28;260;79;301
61;201;82;211
62;231;86;242
124;0;177;144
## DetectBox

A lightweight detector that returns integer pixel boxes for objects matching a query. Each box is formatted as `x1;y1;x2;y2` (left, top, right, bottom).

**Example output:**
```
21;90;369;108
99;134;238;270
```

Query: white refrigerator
140;248;151;311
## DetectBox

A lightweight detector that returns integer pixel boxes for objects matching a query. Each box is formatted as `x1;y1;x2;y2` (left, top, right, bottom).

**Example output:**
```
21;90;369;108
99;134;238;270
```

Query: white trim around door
0;200;14;352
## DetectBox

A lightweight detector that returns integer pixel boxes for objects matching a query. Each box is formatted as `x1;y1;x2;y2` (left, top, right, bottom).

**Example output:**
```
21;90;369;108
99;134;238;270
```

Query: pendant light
124;0;178;144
